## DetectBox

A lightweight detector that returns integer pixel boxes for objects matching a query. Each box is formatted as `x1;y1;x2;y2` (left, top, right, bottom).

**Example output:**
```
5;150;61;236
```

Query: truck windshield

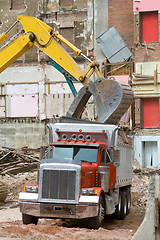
52;145;98;163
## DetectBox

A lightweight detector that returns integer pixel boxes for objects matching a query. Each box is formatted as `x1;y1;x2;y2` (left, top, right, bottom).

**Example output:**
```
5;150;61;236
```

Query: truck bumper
20;202;98;220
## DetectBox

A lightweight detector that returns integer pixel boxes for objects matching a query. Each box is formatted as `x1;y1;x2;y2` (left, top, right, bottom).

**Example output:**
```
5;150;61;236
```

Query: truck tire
115;190;127;220
88;195;105;229
126;187;131;214
22;213;38;225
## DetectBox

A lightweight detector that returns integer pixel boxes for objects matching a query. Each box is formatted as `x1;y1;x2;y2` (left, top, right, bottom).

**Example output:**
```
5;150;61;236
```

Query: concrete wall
0;119;48;149
93;0;108;64
132;175;160;240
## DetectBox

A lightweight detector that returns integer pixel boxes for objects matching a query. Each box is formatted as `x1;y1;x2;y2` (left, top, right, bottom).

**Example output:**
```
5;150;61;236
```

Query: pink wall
11;95;38;117
133;0;160;12
110;75;130;83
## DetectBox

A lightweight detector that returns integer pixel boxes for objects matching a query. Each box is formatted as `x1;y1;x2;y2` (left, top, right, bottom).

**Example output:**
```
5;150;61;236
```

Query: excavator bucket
66;78;134;124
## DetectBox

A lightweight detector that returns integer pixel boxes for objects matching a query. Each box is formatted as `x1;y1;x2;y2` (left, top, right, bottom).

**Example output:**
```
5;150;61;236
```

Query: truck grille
41;169;77;201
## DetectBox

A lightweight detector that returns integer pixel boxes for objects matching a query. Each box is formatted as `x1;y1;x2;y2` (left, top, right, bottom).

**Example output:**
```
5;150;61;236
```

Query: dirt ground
0;168;148;240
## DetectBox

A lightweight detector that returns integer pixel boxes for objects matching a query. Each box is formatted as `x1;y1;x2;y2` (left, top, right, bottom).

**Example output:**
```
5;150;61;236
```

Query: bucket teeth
67;78;134;124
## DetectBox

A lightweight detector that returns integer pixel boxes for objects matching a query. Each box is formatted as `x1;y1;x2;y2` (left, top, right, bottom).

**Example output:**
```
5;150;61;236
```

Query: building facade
133;0;160;168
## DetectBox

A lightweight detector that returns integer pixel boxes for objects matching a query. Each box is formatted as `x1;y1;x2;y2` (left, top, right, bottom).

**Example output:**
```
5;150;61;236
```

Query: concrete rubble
132;170;160;240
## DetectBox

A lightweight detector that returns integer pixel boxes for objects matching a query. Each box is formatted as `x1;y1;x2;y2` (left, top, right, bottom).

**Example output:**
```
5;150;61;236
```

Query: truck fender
95;188;106;212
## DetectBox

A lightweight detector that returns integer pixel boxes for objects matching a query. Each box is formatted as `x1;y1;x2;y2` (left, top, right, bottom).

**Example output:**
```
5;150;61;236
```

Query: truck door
100;149;111;164
99;148;116;190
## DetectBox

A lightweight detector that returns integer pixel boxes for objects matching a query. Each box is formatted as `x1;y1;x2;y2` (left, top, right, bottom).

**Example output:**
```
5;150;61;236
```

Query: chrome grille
41;169;77;201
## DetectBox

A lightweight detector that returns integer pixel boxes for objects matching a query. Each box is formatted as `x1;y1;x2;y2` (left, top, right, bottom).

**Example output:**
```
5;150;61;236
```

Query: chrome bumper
20;202;98;219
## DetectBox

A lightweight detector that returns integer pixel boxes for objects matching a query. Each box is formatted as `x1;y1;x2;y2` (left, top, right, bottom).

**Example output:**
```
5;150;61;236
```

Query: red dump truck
19;123;132;229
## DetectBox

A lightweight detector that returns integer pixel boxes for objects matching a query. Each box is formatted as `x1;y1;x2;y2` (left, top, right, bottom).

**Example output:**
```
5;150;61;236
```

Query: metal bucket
67;78;134;124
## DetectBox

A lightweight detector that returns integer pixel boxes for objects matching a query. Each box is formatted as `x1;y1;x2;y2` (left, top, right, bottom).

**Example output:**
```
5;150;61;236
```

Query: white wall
134;135;160;167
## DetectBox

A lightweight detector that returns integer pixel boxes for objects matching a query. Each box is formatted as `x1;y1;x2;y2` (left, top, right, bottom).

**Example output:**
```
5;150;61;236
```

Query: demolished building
0;0;134;149
133;0;160;168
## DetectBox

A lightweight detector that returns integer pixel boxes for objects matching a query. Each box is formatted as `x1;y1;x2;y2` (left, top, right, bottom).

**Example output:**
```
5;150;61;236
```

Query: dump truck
0;16;133;228
19;123;132;229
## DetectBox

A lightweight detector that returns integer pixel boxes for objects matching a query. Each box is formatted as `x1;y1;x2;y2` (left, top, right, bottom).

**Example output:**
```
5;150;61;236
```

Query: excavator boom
0;15;134;124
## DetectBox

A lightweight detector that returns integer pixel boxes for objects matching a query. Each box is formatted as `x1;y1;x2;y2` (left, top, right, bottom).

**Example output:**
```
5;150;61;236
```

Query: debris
0;148;40;176
0;181;8;202
0;148;40;202
96;27;134;63
133;168;142;174
141;43;156;51
9;203;20;208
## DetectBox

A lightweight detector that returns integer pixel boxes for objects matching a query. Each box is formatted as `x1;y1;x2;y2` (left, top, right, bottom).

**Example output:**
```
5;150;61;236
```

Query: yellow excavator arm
0;15;134;124
0;33;34;73
0;15;100;86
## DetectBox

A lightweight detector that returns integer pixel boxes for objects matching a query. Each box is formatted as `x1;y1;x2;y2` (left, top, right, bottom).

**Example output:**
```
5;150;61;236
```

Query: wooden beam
154;64;157;85
48;83;50;94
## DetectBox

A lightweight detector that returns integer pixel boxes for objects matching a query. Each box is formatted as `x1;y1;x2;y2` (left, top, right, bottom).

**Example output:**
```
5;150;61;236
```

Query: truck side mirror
108;149;120;165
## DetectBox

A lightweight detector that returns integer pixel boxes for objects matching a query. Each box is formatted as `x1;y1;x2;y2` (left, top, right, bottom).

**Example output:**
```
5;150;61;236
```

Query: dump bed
115;134;133;187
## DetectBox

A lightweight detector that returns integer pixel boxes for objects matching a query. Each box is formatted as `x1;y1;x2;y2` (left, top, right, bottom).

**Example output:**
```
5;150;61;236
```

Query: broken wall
0;119;48;149
0;0;135;148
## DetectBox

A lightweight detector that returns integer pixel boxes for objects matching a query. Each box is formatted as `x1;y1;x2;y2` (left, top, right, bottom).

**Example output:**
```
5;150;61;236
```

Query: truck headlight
81;188;96;195
23;185;38;193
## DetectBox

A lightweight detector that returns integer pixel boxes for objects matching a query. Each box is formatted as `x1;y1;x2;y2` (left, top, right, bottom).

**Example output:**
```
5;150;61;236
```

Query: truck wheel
88;195;105;229
126;187;131;214
115;190;127;220
22;213;38;225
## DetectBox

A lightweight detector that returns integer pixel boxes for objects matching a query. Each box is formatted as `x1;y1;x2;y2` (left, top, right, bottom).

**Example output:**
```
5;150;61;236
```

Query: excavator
0;15;134;124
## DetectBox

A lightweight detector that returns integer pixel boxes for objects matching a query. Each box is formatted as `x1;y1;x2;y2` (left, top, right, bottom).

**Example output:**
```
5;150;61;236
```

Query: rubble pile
132;170;148;209
3;171;37;203
0;148;40;202
0;148;40;176
132;166;160;210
